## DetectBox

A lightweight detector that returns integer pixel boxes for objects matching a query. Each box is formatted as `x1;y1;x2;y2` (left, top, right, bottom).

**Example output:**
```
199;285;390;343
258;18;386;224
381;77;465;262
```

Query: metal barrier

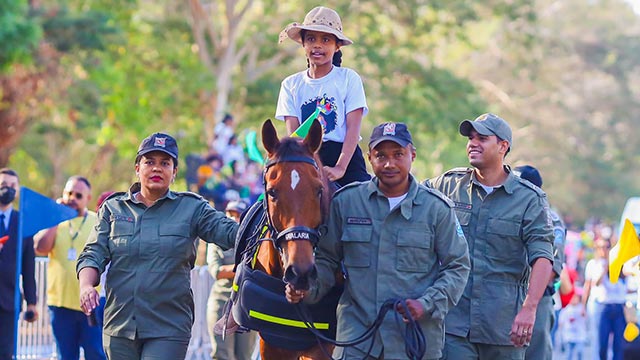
17;258;216;360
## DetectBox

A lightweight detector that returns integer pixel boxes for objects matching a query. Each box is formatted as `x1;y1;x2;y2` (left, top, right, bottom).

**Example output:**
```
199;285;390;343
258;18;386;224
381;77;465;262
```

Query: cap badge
382;123;396;136
154;137;166;148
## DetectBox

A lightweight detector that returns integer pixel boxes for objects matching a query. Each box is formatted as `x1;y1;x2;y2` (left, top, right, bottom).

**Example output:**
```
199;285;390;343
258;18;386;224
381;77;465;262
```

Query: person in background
222;135;246;171
213;114;236;155
515;165;566;360
77;132;238;360
583;238;609;360
287;122;471;359
94;190;115;328
206;200;256;360
276;6;370;187
595;254;626;360
424;113;554;359
197;154;227;210
0;168;38;360
558;288;587;360
34;176;105;360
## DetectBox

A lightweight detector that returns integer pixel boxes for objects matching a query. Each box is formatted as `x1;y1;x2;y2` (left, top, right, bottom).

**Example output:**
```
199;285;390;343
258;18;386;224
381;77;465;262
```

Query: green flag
244;130;265;165
291;107;321;138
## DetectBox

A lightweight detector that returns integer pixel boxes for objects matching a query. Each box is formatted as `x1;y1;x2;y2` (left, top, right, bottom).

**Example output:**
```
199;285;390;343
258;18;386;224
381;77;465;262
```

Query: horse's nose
283;263;318;291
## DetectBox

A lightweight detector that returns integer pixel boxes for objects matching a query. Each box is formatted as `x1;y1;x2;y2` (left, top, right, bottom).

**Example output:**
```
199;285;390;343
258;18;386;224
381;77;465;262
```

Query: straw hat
279;6;353;46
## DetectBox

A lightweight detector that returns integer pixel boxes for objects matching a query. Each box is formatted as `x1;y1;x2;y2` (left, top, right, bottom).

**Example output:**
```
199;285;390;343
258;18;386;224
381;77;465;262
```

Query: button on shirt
425;167;554;346
76;183;238;340
308;176;470;359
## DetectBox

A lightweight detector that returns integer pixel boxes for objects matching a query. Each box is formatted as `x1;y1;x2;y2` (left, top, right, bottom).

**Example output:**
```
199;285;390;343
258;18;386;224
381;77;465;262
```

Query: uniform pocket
486;217;523;260
396;229;433;272
341;225;372;268
109;221;133;256
159;223;193;258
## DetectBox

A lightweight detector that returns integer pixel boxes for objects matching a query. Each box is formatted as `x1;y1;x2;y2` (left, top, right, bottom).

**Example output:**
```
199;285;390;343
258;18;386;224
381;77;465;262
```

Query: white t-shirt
275;66;368;143
213;123;234;154
584;258;607;303
559;303;587;343
387;194;408;211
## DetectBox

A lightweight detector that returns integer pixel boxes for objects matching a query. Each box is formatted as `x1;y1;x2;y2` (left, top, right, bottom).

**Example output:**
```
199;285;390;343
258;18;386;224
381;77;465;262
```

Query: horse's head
261;119;326;290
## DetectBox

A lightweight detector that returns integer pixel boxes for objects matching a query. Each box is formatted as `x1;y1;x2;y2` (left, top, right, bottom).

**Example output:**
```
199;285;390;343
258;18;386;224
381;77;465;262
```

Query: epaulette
175;190;206;200
419;185;455;207
103;191;126;202
515;177;546;197
333;180;367;198
443;167;473;176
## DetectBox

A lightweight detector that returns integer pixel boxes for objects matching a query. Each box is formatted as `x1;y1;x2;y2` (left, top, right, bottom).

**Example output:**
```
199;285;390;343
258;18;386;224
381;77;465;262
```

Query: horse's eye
266;188;278;200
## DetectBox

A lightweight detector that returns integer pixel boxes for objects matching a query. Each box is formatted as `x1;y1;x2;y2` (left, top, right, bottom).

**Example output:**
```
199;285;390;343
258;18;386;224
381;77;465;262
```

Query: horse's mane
272;137;333;223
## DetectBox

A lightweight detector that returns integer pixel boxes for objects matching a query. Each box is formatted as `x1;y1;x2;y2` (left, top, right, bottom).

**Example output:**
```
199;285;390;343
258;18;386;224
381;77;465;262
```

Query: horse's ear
303;120;323;154
262;119;280;156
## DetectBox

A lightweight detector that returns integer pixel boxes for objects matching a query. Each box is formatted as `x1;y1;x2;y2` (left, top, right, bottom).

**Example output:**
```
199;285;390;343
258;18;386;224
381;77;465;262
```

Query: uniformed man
287;122;471;360
514;165;566;360
424;114;554;359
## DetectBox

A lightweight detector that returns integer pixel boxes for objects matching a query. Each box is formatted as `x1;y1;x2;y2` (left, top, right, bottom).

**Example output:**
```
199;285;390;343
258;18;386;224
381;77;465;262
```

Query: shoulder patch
516;177;546;197
419;185;455;207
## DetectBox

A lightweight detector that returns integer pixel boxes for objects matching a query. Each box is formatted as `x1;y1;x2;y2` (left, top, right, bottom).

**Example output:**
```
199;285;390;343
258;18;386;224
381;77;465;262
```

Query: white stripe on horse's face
291;170;300;190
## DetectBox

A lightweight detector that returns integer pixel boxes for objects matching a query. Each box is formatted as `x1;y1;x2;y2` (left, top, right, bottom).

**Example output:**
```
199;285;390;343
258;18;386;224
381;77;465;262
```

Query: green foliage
0;1;42;71
5;0;640;225
40;7;120;52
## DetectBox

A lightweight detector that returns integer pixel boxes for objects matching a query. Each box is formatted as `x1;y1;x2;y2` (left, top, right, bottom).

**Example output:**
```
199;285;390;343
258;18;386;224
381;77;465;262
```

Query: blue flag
19;186;78;237
13;186;78;357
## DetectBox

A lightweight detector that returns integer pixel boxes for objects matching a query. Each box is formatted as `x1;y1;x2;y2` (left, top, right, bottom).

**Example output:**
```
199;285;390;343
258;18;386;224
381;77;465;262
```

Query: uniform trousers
103;334;190;360
525;294;554;360
442;333;526;360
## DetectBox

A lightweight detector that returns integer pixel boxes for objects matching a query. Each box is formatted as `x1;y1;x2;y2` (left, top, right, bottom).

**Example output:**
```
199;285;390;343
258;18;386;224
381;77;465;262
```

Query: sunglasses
65;191;84;200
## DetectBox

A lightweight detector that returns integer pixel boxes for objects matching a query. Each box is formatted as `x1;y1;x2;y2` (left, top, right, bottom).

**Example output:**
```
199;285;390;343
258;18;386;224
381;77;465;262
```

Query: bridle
262;154;323;251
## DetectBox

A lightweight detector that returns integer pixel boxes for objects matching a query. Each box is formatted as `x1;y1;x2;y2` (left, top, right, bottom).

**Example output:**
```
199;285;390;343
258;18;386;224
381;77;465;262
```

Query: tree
457;0;640;223
187;0;303;142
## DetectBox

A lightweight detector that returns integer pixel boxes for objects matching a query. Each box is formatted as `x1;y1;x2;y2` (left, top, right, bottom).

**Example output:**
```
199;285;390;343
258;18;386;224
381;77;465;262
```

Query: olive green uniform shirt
425;167;554;346
308;175;470;359
76;183;238;340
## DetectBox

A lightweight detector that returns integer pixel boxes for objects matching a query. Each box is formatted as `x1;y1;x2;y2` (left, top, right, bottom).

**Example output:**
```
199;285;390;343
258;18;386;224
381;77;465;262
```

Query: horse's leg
260;337;303;360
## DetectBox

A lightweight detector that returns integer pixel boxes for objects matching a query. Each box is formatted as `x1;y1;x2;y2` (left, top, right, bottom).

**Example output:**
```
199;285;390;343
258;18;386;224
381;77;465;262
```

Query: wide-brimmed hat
279;6;353;46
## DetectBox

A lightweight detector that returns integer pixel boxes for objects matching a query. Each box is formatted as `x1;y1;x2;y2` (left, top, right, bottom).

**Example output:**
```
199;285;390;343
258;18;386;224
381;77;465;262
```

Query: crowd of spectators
186;114;263;211
553;218;640;359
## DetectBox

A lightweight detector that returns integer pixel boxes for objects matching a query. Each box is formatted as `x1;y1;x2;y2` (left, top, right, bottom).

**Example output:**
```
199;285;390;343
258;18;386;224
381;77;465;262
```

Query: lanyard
68;212;88;244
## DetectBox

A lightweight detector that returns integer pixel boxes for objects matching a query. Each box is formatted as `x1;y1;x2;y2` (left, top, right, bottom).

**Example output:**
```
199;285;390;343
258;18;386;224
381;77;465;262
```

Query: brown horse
252;119;336;359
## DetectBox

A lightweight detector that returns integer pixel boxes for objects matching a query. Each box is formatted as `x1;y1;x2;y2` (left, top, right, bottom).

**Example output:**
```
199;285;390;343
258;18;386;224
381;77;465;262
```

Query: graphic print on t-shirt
301;94;338;135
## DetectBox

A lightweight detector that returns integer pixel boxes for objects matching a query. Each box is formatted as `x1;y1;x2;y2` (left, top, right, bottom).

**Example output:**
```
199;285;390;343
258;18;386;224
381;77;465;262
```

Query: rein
294;299;427;360
262;154;323;250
